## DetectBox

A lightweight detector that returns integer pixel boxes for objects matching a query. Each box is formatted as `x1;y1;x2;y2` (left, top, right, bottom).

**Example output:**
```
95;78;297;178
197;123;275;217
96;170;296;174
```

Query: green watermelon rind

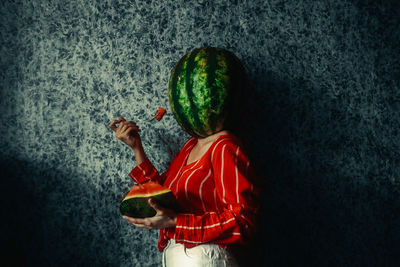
119;191;177;218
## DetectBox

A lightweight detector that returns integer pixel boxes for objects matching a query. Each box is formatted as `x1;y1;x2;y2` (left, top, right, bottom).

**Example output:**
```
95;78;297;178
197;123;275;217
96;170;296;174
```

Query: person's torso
162;135;237;214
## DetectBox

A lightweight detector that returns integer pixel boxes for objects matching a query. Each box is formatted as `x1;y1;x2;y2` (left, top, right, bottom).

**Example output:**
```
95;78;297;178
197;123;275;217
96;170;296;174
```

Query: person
109;115;260;267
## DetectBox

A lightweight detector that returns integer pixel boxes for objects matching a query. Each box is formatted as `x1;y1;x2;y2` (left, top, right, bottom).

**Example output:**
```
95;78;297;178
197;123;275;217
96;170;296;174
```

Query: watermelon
168;47;248;138
120;181;177;218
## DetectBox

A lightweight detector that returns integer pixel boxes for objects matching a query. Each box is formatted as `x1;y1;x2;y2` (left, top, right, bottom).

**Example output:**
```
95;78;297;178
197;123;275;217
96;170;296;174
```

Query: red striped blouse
128;134;260;252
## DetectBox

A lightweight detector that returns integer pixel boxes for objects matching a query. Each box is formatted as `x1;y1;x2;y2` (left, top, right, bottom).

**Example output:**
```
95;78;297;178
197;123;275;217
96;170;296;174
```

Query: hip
162;239;239;267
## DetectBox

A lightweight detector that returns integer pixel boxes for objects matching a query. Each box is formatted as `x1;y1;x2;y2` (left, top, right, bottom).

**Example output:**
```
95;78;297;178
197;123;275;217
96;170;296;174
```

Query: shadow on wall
0;157;125;266
240;69;398;266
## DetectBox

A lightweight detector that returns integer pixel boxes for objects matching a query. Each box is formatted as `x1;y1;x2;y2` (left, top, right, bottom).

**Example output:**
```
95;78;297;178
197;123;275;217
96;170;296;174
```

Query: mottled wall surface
1;0;399;266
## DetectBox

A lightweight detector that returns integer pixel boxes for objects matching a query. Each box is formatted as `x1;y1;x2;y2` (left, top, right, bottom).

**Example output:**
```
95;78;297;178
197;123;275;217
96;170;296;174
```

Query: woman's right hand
109;116;141;149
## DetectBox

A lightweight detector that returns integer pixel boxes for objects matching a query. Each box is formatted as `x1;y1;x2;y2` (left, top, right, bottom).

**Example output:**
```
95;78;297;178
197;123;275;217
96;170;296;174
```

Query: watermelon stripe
177;57;192;131
194;49;212;136
207;48;218;132
184;49;203;136
169;53;194;137
215;52;229;130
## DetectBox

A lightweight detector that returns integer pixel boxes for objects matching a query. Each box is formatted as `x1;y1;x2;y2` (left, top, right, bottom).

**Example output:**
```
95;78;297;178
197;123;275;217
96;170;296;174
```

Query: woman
110;47;260;266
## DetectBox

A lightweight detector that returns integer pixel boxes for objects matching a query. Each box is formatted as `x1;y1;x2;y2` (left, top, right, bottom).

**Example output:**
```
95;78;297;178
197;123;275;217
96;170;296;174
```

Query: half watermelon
120;181;177;218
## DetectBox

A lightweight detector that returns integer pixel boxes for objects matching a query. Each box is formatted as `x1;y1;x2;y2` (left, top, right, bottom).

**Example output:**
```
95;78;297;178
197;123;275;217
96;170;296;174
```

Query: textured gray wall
1;0;399;266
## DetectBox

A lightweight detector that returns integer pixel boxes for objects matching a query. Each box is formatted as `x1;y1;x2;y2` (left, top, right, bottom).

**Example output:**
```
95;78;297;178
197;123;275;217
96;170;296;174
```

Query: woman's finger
121;126;140;136
148;198;166;214
123;216;146;224
123;216;153;229
118;121;138;130
122;122;139;130
131;223;150;229
120;126;135;137
117;122;129;133
109;119;122;132
124;121;139;128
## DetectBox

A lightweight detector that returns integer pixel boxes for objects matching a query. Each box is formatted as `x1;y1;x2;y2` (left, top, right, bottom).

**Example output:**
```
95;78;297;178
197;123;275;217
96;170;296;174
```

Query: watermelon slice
155;107;166;121
149;107;167;122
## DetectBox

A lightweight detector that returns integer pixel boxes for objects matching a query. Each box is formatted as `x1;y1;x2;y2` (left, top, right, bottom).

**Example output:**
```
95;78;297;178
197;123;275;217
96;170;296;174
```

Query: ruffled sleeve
128;157;167;184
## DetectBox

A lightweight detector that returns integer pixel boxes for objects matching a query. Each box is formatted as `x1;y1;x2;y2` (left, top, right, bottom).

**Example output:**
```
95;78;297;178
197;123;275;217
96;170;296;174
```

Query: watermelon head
168;47;248;138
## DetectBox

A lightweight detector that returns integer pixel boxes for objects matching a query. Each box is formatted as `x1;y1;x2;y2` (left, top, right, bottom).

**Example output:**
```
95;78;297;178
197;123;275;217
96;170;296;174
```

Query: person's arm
109;115;147;163
109;116;166;184
128;157;168;184
172;141;260;245
128;136;194;185
131;137;146;165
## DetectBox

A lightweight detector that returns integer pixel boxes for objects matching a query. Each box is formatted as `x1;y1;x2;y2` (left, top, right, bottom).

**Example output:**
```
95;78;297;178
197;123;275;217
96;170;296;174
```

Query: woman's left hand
122;198;177;229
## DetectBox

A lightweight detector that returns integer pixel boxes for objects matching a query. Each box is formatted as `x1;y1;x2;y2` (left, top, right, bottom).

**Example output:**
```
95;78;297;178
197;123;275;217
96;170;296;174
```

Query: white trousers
162;239;239;267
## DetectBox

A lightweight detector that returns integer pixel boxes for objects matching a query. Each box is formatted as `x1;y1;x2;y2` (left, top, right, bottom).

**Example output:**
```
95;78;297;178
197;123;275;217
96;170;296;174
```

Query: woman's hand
123;198;177;229
109;116;141;149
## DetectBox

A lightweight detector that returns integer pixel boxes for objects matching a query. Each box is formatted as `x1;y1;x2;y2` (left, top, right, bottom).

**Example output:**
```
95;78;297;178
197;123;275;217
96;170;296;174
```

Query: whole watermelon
168;47;248;138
